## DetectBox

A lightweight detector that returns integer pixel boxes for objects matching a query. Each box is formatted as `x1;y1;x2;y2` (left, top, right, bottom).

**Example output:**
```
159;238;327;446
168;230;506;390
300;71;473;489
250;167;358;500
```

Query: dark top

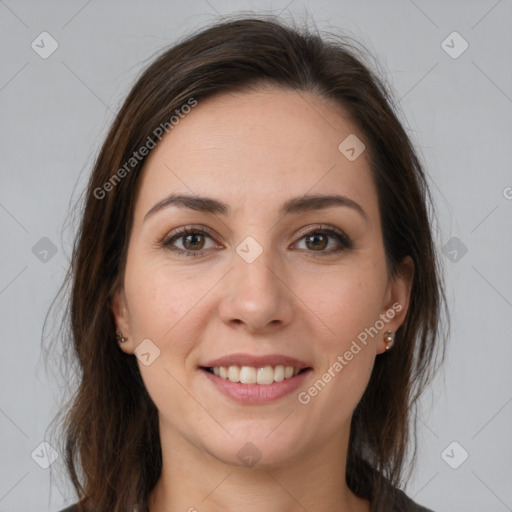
57;486;434;512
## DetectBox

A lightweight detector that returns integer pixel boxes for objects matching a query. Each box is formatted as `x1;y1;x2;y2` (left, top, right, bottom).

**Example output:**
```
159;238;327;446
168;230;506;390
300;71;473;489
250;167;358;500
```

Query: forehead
134;87;378;222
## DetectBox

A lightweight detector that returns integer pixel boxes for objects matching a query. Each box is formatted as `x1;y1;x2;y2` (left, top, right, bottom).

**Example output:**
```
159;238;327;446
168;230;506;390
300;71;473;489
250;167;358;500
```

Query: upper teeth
212;365;301;385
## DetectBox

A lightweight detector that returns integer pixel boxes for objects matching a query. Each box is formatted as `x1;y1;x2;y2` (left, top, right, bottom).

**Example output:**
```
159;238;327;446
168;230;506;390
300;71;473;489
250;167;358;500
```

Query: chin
200;428;304;470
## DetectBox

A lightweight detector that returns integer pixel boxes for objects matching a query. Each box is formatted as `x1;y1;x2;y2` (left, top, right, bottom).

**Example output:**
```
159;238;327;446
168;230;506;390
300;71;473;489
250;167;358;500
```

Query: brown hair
45;14;447;512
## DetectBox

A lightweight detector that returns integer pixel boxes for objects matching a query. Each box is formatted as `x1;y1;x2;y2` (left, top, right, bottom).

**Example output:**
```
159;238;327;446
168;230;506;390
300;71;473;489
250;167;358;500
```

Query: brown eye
162;227;219;257
304;233;329;251
162;225;352;258
182;233;206;251
294;227;352;254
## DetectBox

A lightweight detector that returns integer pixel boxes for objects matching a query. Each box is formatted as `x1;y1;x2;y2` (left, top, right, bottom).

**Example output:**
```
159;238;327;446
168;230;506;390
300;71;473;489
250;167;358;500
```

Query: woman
51;15;447;512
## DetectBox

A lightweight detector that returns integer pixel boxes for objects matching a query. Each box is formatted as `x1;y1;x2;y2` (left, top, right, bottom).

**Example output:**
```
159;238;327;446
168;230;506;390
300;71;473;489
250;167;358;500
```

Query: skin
112;86;413;512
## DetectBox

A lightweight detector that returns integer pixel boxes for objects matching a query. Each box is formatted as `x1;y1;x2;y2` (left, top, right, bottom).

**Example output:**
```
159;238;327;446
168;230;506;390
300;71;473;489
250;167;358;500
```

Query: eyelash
160;224;353;258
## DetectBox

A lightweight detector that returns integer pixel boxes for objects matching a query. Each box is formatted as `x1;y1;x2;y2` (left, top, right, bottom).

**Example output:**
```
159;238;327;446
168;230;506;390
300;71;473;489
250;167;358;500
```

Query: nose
217;245;295;334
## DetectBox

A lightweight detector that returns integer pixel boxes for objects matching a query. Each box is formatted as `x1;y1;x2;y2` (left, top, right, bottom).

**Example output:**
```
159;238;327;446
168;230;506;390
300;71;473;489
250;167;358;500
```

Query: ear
111;286;134;354
376;255;414;354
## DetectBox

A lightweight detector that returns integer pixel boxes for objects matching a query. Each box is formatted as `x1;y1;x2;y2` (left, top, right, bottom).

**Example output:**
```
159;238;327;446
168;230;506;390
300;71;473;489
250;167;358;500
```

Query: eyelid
162;224;218;242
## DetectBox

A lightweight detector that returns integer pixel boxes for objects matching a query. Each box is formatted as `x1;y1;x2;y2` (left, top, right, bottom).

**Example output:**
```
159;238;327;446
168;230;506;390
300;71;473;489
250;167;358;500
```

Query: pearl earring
384;330;394;351
116;331;127;343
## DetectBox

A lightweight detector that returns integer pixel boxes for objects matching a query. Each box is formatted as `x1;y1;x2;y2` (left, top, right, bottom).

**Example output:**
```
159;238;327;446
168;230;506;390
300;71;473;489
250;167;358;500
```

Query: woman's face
113;86;412;468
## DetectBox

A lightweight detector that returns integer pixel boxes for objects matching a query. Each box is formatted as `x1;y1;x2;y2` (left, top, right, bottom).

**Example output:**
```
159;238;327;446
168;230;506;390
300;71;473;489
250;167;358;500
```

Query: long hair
45;14;447;512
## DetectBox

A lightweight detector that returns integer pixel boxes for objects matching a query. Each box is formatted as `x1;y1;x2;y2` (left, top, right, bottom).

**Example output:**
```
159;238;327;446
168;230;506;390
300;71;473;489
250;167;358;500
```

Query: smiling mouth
201;365;311;385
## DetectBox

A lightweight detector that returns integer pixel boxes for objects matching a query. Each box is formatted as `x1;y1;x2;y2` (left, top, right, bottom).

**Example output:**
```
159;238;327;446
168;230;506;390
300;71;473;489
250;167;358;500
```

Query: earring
116;331;127;343
384;330;394;351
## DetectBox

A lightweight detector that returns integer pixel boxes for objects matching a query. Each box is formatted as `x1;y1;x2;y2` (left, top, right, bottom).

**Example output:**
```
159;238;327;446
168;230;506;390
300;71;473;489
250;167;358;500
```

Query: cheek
123;258;214;422
301;261;387;352
123;255;212;342
294;255;386;412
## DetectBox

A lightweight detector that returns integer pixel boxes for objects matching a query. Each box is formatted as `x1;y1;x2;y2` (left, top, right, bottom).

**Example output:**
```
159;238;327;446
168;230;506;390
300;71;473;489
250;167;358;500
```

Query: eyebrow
143;192;368;222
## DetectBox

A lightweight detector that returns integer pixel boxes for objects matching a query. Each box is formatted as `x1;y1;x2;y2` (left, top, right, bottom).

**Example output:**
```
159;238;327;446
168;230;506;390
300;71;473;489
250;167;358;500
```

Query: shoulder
58;493;433;512
55;502;146;512
390;486;435;512
56;505;80;512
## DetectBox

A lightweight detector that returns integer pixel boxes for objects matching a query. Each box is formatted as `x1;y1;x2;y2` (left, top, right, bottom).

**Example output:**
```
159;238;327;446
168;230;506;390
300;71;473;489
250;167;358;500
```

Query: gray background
1;1;511;511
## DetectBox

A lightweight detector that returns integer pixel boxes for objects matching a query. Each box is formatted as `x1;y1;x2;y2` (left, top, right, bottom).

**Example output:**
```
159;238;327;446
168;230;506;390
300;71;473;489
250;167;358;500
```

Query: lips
199;353;313;403
202;353;311;370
